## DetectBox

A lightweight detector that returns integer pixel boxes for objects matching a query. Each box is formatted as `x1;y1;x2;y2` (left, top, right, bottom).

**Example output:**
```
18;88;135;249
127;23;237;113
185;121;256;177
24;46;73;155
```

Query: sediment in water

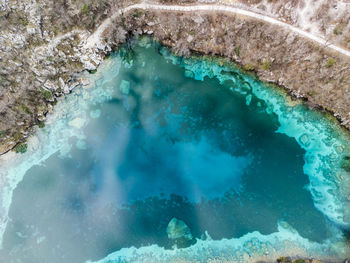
0;41;349;262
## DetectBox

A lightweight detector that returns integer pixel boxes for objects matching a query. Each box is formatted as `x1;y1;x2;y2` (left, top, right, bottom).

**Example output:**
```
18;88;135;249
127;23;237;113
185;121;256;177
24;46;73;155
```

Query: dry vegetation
0;0;349;159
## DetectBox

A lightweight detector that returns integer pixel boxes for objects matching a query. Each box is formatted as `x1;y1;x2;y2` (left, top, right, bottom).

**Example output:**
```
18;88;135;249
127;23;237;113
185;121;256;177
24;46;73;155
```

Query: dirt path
84;2;350;58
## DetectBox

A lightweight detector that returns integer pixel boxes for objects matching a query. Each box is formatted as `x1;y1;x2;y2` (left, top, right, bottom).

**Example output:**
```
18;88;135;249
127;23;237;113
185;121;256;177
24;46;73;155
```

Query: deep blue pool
0;39;349;263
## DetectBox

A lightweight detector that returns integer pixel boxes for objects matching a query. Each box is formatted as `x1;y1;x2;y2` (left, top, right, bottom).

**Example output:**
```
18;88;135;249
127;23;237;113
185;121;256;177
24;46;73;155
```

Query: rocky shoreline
136;7;350;123
1;1;350;156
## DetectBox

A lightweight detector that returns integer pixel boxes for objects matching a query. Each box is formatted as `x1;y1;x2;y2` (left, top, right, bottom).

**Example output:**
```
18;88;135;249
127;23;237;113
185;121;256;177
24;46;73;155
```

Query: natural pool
0;39;349;262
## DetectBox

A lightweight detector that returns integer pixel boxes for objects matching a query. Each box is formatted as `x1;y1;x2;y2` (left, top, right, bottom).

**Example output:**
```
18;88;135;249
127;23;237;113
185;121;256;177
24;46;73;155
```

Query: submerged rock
166;218;193;241
68;117;86;129
120;80;130;95
299;133;310;147
90;109;101;119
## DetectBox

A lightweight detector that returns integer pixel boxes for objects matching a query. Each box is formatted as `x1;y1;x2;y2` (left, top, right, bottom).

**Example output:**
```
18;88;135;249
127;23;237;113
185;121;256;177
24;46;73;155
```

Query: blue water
0;39;349;263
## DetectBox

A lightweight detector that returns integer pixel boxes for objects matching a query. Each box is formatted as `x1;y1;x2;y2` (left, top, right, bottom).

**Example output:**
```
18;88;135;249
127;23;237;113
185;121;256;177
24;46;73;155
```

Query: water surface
0;39;349;263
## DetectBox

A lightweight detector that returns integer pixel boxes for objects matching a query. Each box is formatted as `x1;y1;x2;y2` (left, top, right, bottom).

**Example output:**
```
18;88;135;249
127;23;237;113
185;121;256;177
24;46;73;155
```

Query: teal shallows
0;39;349;263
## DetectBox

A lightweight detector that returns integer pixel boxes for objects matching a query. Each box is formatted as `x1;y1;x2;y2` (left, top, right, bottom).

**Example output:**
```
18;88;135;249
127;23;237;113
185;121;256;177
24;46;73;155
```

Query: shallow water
0;39;349;263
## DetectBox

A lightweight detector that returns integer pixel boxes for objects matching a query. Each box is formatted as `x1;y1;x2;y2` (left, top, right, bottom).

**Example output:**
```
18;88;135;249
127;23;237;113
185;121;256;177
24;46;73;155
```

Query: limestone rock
166;217;193;240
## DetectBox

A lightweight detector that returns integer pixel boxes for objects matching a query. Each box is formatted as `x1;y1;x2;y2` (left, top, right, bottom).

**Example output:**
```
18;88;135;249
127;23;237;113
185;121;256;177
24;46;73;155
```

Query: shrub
19;105;33;115
0;130;6;138
41;89;52;100
82;4;89;14
14;132;22;141
261;60;271;70
18;17;28;27
38;122;45;128
277;257;292;263
234;46;240;56
243;62;255;71
333;26;342;35
132;10;143;18
307;91;317;96
325;58;335;68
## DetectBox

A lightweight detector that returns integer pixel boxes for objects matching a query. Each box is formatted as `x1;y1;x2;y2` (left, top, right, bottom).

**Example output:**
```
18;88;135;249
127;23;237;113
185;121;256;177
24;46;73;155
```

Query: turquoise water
0;39;349;262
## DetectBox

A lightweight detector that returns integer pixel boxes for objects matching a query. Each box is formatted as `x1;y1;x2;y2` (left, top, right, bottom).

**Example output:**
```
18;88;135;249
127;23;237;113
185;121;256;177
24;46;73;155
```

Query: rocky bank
1;0;350;156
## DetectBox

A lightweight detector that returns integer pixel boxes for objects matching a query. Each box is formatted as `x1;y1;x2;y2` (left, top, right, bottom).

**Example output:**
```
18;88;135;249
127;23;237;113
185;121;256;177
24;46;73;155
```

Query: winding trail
85;2;350;58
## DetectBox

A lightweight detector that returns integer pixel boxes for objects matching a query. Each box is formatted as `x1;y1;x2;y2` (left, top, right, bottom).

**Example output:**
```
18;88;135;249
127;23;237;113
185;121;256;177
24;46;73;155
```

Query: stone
166;217;193;240
44;80;57;91
184;70;194;78
187;35;194;43
79;78;91;86
120;80;130;95
299;133;310;147
68;117;86;129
